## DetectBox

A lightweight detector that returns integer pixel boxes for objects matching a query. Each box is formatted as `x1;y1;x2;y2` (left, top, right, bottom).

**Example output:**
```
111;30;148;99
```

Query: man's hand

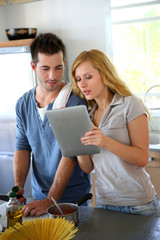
8;186;26;205
16;186;26;204
22;198;53;217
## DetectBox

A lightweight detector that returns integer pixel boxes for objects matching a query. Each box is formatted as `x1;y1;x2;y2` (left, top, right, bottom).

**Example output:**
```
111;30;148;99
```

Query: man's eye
56;66;63;70
42;68;49;71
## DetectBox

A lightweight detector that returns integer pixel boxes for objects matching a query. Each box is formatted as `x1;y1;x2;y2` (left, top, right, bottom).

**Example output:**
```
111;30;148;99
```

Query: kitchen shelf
0;39;34;54
0;39;34;48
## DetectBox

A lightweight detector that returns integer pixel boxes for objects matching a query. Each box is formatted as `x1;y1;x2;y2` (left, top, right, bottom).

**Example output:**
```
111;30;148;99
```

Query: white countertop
0;200;48;231
149;144;160;151
0;202;7;229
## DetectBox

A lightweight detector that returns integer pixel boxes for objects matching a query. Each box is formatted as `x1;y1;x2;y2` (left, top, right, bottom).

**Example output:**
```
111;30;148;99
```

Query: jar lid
9;192;16;198
12;186;19;193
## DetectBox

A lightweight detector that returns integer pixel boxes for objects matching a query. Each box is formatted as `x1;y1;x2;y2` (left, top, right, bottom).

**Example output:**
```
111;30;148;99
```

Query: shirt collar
89;93;124;121
110;93;124;107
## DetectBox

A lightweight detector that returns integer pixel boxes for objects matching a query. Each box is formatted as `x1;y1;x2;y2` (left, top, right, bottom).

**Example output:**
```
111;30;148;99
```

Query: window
109;0;160;106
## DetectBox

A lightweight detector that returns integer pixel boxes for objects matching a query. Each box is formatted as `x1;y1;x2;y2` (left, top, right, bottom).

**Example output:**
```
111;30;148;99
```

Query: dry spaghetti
0;217;78;240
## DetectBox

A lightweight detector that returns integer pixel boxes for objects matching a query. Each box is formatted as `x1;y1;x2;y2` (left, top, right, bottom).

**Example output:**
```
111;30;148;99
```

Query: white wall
0;0;108;81
0;7;7;41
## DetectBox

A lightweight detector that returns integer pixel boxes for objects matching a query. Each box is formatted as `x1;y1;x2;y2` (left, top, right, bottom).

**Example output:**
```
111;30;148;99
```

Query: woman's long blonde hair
71;49;132;106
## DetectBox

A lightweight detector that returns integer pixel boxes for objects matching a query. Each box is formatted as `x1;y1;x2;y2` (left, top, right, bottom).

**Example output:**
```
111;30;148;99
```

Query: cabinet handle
148;157;153;162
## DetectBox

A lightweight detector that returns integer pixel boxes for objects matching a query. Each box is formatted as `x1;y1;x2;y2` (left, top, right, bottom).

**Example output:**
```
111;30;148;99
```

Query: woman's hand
81;124;104;147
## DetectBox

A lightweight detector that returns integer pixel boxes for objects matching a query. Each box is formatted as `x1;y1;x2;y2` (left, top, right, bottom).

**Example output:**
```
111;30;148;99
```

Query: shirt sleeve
15;99;32;152
125;96;147;123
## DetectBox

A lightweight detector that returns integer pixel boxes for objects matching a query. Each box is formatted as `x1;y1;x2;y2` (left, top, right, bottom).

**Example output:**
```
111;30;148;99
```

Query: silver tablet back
46;105;100;157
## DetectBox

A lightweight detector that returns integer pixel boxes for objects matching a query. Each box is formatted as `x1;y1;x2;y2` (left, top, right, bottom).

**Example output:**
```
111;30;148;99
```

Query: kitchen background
0;0;109;76
0;0;160;202
0;0;108;198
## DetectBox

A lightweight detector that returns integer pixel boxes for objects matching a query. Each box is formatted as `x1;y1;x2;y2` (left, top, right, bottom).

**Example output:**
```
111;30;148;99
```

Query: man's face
32;51;66;92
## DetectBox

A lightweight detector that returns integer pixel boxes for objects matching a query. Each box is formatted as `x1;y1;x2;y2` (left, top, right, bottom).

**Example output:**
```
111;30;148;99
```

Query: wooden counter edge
0;39;35;48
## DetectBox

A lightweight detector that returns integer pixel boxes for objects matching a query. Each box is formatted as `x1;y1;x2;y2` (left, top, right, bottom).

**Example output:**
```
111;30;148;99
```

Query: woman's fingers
81;127;103;146
92;123;99;130
81;133;98;145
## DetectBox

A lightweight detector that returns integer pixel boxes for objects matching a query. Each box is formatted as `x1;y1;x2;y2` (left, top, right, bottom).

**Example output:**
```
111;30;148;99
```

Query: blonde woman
71;49;160;216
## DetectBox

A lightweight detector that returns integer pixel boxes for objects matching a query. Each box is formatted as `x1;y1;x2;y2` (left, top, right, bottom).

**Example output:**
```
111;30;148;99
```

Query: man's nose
49;69;56;80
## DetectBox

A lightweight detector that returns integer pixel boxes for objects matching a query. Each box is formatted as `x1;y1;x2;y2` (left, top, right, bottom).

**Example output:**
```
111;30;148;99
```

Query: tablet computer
45;105;100;157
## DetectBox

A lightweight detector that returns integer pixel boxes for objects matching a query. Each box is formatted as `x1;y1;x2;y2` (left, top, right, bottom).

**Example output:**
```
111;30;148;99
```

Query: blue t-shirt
15;87;91;203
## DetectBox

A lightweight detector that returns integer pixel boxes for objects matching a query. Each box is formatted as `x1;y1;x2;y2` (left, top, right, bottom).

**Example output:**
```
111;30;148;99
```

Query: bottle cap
9;192;16;198
12;186;19;193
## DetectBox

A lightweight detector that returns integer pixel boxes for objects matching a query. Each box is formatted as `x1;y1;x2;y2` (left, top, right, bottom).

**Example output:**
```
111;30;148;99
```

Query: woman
71;49;160;216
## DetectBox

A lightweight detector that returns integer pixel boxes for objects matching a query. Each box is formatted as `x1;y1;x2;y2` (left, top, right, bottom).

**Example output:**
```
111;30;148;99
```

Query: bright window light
110;0;160;106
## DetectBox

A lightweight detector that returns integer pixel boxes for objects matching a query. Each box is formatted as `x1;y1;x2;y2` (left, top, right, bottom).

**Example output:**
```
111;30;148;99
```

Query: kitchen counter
149;144;160;151
75;206;160;240
1;202;160;239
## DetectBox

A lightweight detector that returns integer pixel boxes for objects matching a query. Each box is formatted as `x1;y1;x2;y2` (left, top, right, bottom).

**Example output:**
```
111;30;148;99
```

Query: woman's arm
81;114;149;167
77;155;94;173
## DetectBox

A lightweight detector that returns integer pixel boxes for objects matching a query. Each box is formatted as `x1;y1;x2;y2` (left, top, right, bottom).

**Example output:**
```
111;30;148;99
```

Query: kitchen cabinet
145;150;160;199
90;171;96;207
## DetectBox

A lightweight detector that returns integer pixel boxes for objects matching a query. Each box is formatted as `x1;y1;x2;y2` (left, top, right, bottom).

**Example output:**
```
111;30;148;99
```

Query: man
13;33;91;217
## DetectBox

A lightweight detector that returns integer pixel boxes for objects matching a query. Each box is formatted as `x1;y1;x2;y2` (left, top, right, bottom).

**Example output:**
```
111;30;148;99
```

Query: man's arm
22;156;75;217
47;156;76;201
13;150;31;198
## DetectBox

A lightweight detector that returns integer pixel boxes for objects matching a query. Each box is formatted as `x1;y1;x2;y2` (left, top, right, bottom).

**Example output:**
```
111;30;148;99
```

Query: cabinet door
145;151;160;199
90;171;96;207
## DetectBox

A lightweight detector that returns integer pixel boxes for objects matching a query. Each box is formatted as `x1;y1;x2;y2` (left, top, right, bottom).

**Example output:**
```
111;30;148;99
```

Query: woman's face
74;61;106;101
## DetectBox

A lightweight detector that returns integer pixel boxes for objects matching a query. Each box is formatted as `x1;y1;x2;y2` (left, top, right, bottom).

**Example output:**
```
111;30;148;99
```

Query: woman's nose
79;78;87;87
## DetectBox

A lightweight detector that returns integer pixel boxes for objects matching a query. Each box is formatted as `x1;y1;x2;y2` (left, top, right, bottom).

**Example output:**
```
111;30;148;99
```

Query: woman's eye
76;78;81;82
86;75;92;79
